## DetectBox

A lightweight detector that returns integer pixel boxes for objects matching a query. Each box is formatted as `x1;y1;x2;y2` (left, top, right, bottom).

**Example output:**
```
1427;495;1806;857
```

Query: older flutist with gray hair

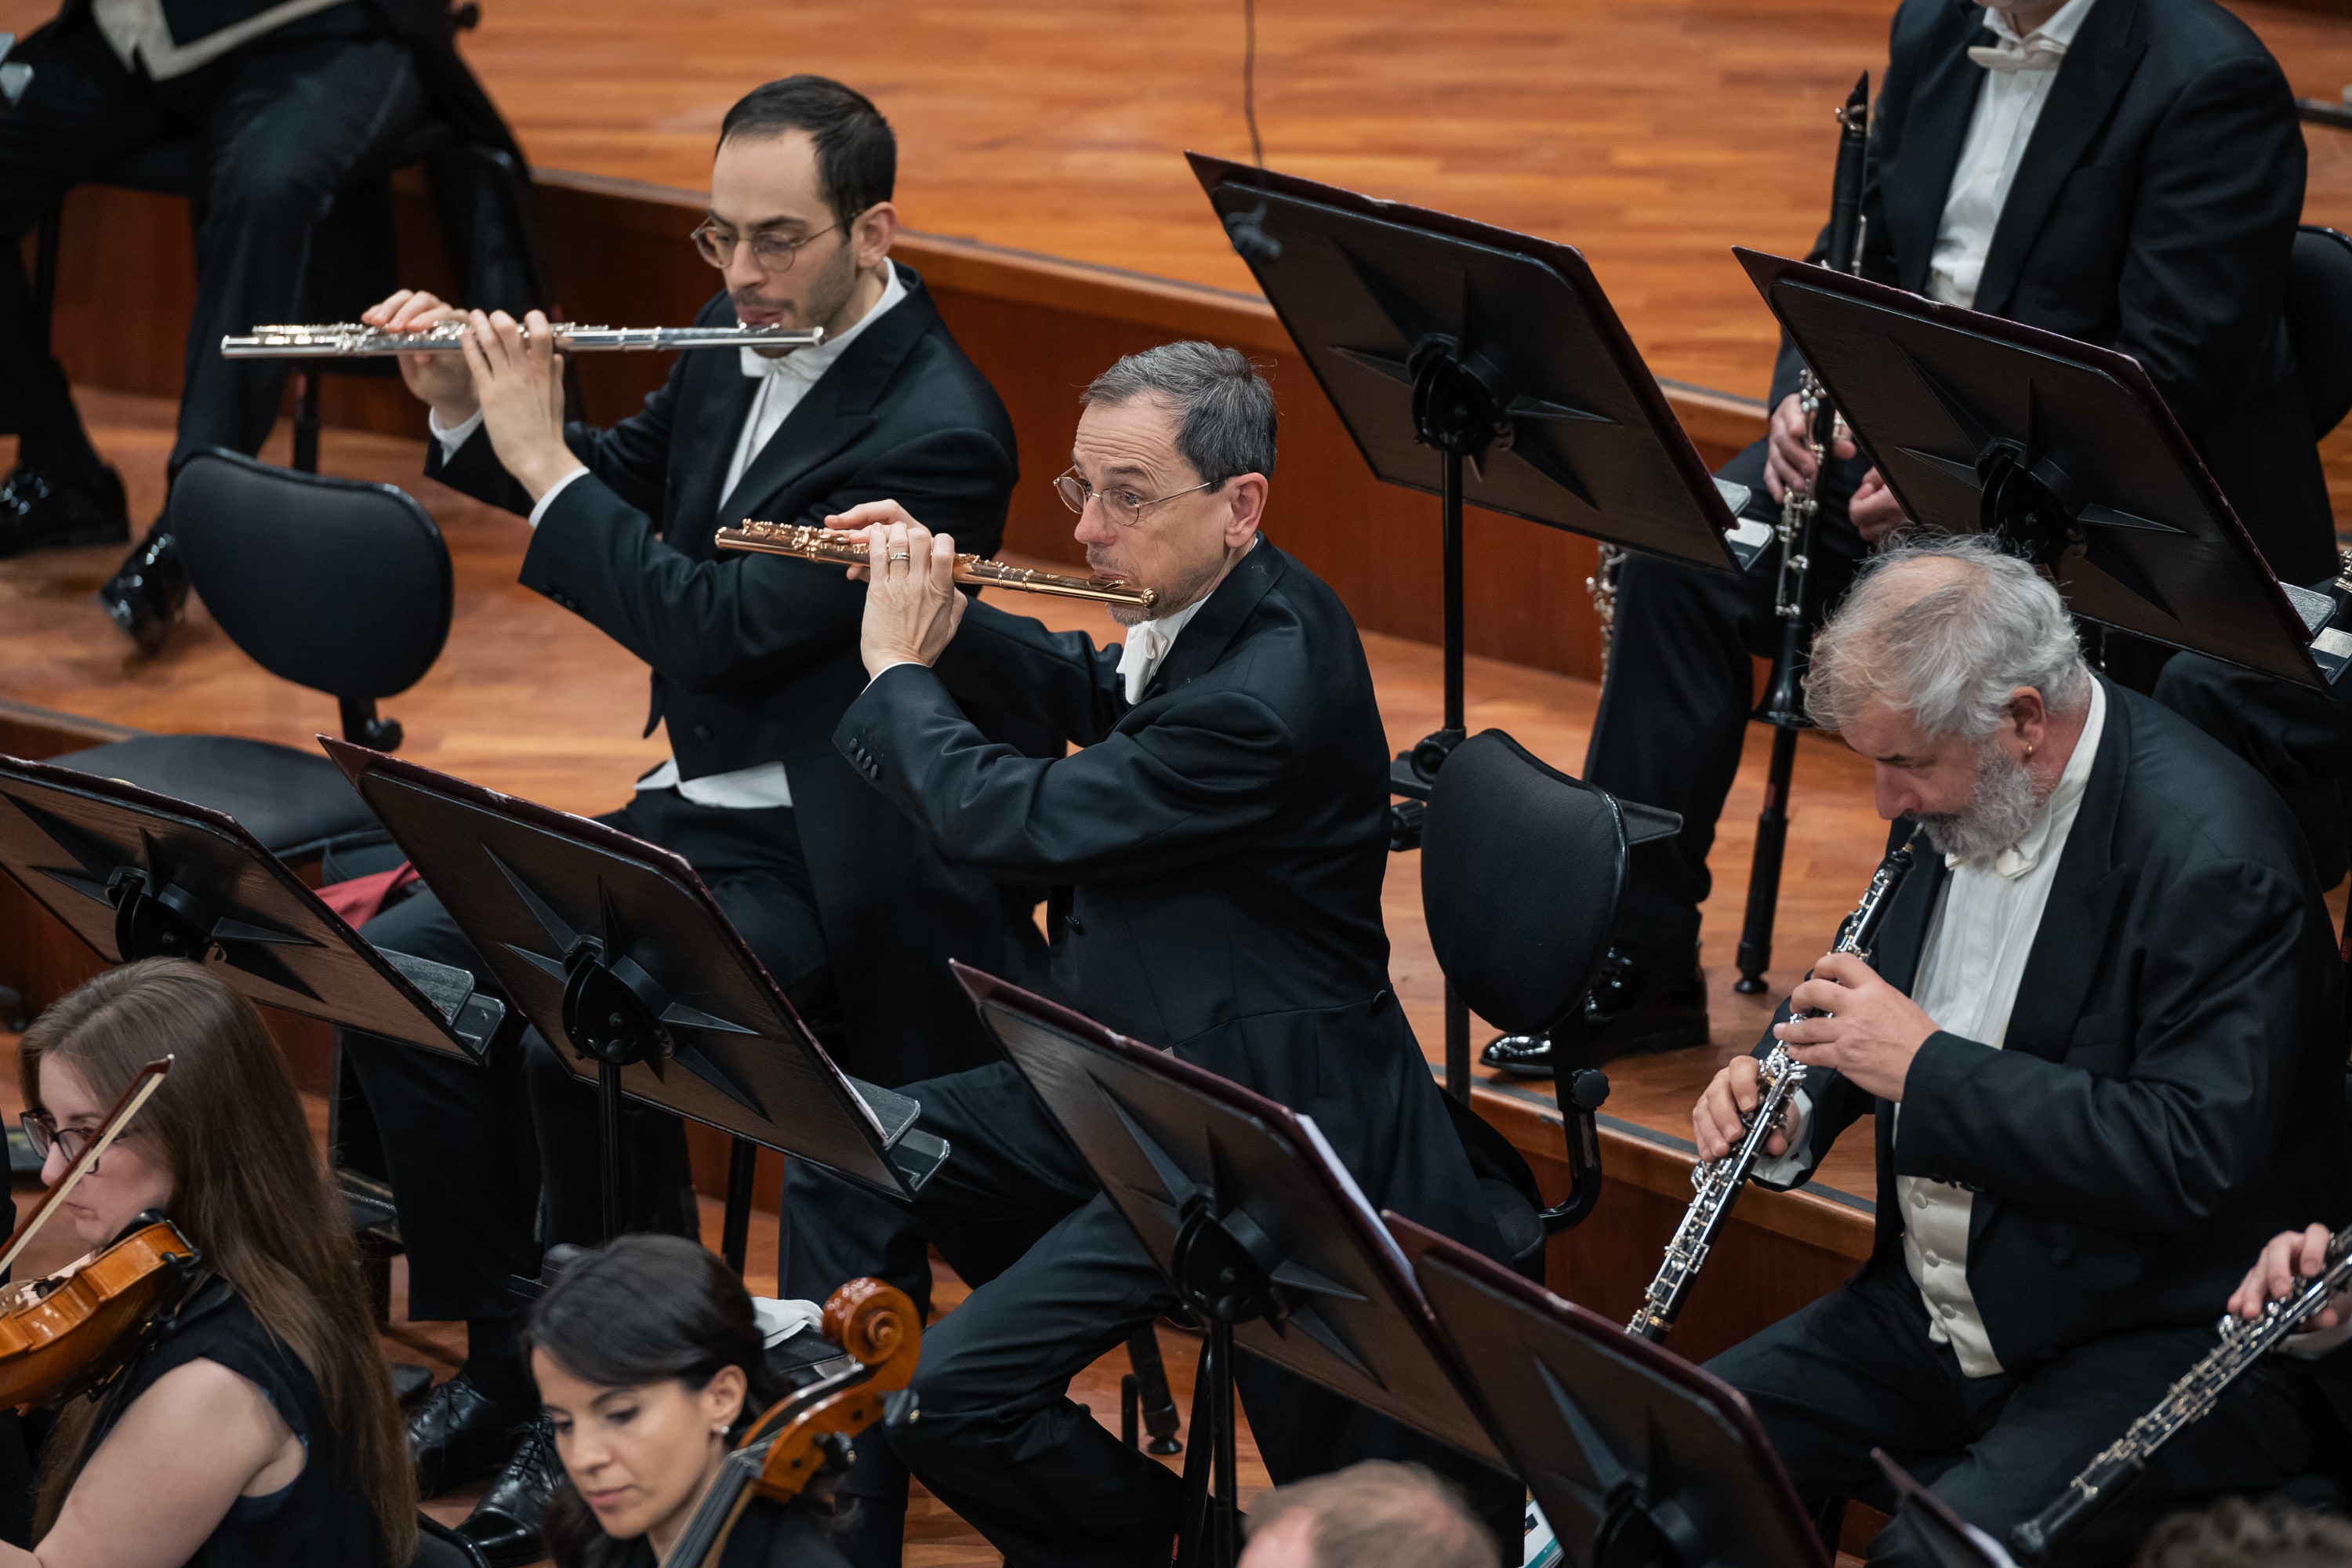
1690;535;2345;1565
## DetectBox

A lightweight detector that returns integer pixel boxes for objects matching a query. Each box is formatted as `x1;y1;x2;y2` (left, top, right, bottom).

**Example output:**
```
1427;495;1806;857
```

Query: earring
2024;745;2036;759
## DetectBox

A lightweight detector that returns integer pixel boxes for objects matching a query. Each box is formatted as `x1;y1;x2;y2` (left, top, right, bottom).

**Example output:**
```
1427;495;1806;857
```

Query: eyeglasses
20;1112;113;1171
1052;467;1218;528
688;218;848;275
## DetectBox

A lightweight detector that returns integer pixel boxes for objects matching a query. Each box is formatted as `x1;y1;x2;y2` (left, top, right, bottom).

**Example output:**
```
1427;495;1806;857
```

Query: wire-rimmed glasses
688;218;848;275
1051;467;1216;528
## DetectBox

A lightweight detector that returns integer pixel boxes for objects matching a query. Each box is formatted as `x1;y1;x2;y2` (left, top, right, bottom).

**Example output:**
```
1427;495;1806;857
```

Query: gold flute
715;521;1158;610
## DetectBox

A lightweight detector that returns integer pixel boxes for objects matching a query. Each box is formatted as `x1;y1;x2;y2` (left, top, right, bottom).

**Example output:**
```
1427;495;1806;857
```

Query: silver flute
1626;829;1920;1343
220;321;826;358
2010;1229;2352;1560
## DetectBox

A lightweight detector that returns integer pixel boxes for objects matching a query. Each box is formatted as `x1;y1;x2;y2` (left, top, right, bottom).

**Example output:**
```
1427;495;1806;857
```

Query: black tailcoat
1791;0;2331;579
427;266;1044;1083
836;537;1535;1257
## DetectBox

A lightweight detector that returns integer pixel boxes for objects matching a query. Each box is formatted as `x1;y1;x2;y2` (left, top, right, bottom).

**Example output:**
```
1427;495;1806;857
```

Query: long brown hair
21;959;416;1563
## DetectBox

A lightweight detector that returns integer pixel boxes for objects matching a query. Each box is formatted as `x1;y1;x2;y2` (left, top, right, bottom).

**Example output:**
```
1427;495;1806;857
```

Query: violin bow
0;1058;173;1281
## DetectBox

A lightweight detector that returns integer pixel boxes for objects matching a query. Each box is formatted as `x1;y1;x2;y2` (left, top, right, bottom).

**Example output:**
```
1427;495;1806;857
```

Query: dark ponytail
524;1236;782;1568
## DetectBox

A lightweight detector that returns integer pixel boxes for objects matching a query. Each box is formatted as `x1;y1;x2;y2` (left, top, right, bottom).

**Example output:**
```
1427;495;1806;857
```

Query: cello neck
658;1446;767;1568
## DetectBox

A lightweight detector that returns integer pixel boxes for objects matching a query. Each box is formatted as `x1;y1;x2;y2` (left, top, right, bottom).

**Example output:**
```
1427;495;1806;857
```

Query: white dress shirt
93;0;352;78
1113;593;1210;704
1927;0;2102;309
1900;679;2106;1376
430;263;908;810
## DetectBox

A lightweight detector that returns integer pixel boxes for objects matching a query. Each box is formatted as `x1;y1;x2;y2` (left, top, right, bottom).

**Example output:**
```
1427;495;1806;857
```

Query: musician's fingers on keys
1762;392;1813;502
453;309;575;499
826;499;925;579
857;520;965;675
2229;1224;2341;1323
362;289;472;400
1693;1055;1781;1164
1775;952;1936;1101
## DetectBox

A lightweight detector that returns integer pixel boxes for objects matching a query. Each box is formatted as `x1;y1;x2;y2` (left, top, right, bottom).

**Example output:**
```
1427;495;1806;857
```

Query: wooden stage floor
0;0;2339;411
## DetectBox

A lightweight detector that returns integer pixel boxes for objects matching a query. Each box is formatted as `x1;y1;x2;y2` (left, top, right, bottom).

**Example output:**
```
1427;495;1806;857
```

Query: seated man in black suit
0;0;520;640
334;75;1044;1563
821;343;1544;1566
1514;0;2335;1080
1692;536;2347;1565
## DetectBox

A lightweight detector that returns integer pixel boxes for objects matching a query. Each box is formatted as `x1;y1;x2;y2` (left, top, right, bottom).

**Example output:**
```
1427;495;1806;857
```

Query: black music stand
1737;249;2328;690
323;741;949;1257
1400;1215;1826;1568
953;963;1510;1568
0;753;499;1058
1189;153;1759;1098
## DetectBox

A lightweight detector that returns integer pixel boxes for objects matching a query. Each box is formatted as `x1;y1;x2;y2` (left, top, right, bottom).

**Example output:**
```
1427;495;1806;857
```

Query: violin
0;1060;200;1410
660;1276;920;1568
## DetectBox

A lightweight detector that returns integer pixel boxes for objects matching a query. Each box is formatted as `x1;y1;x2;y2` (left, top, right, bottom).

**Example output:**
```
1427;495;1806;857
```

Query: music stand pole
1439;445;1469;1098
1735;710;1802;995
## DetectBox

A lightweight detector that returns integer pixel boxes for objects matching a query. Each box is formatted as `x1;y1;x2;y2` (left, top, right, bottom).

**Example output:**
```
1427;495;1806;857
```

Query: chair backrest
169;449;452;702
1421;730;1629;1036
2287;225;2352;440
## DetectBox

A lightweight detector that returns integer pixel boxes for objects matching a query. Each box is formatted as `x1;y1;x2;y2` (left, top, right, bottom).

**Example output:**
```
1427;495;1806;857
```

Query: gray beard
1915;745;2043;862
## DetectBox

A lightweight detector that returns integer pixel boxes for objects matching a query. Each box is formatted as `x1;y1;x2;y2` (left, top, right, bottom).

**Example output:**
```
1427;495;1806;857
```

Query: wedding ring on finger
888;550;911;562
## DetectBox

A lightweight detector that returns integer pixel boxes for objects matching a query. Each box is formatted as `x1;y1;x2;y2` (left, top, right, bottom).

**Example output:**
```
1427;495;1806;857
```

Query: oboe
714;520;1159;611
1628;828;1919;1343
220;322;826;358
2010;1229;2352;1561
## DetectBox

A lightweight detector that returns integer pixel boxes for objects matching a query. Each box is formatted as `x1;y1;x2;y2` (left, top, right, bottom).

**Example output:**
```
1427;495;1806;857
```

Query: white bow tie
1116;617;1181;705
739;347;810;380
1968;36;2067;74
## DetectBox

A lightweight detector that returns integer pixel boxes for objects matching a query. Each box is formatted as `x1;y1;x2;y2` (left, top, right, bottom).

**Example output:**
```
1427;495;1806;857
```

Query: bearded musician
1691;538;2346;1565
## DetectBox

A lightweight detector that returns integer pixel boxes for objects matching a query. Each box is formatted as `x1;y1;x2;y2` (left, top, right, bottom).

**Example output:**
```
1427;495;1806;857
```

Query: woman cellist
527;1234;856;1568
2;957;416;1567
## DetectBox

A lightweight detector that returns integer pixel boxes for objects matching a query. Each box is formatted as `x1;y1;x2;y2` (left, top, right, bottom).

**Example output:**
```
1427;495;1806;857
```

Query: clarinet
2010;1229;2352;1560
1628;828;1919;1343
1737;71;1871;994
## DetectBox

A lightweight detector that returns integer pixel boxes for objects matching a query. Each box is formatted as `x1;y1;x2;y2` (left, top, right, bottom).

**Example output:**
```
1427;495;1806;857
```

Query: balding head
1238;1461;1496;1568
1806;534;2089;742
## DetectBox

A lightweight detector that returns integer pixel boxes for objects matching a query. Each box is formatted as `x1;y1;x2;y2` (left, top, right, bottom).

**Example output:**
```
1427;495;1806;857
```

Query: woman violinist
5;957;416;1567
527;1234;856;1568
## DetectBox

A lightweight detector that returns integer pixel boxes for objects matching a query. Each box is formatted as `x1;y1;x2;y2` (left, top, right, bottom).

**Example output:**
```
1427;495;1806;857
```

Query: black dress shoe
1573;946;1708;1061
1479;1032;1559;1079
408;1370;535;1498
1483;948;1709;1080
96;525;187;655
0;462;128;557
457;1414;560;1568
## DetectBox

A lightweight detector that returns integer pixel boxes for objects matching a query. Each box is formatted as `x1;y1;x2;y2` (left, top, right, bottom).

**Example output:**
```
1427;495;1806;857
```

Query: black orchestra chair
46;448;452;862
1420;728;1682;1247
